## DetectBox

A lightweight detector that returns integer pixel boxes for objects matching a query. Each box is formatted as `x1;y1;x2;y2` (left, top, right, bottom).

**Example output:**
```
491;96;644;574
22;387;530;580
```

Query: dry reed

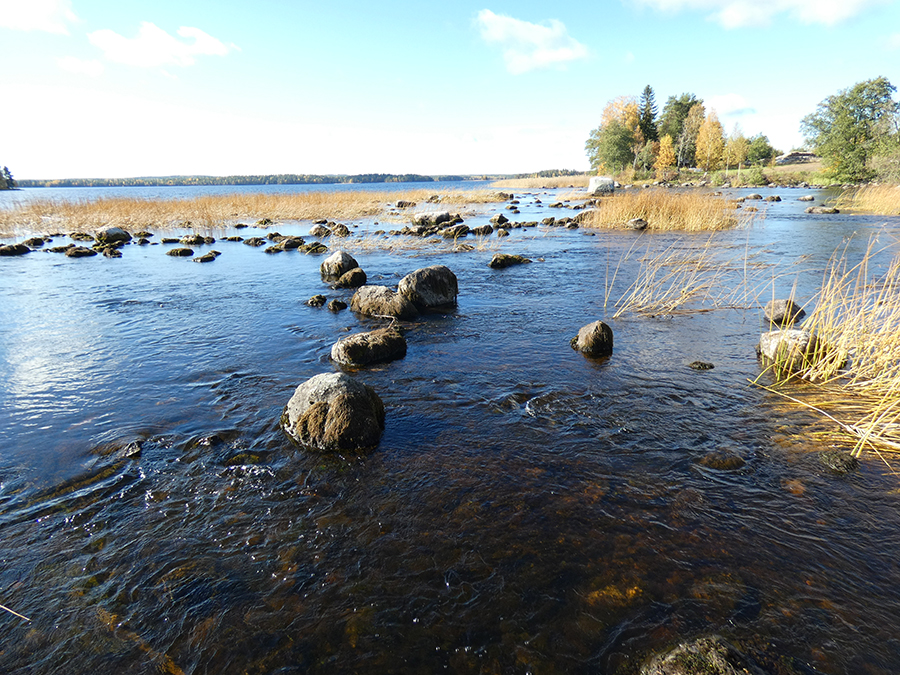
835;184;900;215
0;189;509;235
491;175;591;189
580;189;751;232
759;232;900;459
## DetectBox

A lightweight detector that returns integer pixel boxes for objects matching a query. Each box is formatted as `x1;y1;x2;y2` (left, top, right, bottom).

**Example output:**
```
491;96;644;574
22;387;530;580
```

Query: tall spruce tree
638;85;659;143
0;166;13;190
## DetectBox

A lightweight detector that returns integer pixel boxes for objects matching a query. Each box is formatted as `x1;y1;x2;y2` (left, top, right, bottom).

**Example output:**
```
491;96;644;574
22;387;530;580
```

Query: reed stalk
835;184;900;215
580;189;752;232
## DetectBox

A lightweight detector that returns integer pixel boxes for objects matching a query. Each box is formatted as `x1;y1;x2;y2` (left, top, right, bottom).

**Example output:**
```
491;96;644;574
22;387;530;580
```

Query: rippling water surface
1;186;900;674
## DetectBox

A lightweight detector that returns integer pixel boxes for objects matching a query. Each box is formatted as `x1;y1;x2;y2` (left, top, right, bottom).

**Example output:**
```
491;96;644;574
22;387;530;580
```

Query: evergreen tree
638;85;659;143
0;166;13;190
659;93;702;143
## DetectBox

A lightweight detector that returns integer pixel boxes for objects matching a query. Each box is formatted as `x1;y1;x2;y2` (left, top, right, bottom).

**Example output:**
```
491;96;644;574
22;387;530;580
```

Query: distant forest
17;173;474;188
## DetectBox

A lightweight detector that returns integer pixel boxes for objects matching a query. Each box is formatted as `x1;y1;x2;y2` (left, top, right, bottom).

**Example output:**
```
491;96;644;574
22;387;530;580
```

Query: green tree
0;166;13;190
658;93;702;143
638;85;659;143
676;103;705;167
801;76;899;181
746;135;778;165
585;119;637;173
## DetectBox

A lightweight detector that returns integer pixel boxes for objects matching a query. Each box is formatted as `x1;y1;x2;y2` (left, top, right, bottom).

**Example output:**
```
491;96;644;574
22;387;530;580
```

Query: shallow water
1;187;900;674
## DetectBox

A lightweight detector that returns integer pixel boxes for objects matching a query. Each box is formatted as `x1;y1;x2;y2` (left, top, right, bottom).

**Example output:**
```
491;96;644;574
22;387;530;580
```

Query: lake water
1;185;899;674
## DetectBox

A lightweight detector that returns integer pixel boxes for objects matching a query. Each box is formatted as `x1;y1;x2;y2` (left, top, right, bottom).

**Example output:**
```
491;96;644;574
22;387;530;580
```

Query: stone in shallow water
697;450;746;471
571;321;613;358
819;450;859;475
641;635;769;675
689;361;714;370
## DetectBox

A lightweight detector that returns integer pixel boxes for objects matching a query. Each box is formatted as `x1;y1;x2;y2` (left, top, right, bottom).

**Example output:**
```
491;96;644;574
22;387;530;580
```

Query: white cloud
707;93;756;116
0;0;78;34
88;22;234;68
57;55;104;77
631;0;889;27
476;9;589;74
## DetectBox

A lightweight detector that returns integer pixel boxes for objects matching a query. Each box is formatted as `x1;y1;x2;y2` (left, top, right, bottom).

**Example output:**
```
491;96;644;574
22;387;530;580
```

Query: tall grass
0;189;508;235
836;184;900;215
581;189;752;232
761;233;900;459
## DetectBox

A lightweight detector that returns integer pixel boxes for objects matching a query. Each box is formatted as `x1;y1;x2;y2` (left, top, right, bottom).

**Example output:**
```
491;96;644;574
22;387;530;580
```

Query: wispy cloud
88;22;235;68
631;0;889;27
707;93;756;116
0;0;78;34
57;56;104;77
476;9;589;74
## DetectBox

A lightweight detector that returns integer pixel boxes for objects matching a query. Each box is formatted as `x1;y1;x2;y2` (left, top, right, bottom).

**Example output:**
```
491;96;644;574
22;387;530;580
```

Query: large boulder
320;250;359;279
589;176;615;195
0;243;31;256
413;211;453;227
281;373;385;452
571;321;614;357
95;226;132;245
350;285;418;319
757;329;819;373
641;635;769;675
806;206;839;214
398;265;458;310
331;327;407;367
764;299;805;325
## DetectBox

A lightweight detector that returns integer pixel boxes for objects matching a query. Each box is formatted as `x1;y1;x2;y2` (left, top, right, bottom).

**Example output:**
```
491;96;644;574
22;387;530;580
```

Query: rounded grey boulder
320;250;359;278
571;320;614;357
95;226;132;245
398;265;458;310
331;327;407;367
281;372;385;452
764;298;805;326
350;285;418;319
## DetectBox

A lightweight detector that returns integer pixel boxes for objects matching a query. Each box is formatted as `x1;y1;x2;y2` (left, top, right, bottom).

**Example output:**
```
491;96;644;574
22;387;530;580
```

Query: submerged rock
689;361;714;370
320;250;359;279
331;327;407;367
820;450;859;475
307;294;327;307
166;247;194;257
488;253;531;269
281;372;385;452
806;206;839;214
398;265;458;310
764;299;805;326
697;449;746;471
571;320;614;357
350;285;418;319
641;635;769;675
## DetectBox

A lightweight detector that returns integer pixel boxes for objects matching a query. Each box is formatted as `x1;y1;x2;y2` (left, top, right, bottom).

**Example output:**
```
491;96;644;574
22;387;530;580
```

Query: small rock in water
640;635;769;675
66;246;98;258
307;294;327;307
488;253;531;269
626;218;649;230
689;361;714;370
819;450;859;475
328;299;347;312
166;247;194;257
571;320;614;358
764;299;805;326
0;243;31;256
697;450;745;471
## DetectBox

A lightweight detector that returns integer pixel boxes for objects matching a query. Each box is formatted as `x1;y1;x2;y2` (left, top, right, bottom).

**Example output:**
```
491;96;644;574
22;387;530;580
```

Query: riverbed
1;185;899;674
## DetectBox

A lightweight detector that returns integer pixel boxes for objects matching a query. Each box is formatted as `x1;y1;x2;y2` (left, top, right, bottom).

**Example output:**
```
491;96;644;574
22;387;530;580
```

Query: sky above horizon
2;0;899;180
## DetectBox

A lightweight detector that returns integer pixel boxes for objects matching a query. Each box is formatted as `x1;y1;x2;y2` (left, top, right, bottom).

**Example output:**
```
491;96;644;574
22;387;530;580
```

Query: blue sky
2;0;899;179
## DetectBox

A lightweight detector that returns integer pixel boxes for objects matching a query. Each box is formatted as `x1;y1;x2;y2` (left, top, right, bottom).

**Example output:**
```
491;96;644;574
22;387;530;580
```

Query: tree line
585;86;778;180
17;173;468;189
0;166;14;190
586;77;900;184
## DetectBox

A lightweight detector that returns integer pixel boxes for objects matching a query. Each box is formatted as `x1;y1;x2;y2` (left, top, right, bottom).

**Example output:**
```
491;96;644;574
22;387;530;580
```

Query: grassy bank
579;189;750;232
491;174;591;189
0;188;509;235
835;184;900;215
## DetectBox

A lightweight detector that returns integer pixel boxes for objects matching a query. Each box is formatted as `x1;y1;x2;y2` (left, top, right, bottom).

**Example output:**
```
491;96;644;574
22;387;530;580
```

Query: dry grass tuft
759;232;900;461
0;189;509;235
835;184;900;215
491;175;591;189
580;189;752;232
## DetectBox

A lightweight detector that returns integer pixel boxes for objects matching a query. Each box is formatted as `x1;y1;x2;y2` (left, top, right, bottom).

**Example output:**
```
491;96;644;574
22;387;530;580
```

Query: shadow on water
1;187;900;673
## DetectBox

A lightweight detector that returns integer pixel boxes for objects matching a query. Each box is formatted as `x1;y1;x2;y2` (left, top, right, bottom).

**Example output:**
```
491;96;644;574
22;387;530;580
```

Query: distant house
775;151;818;165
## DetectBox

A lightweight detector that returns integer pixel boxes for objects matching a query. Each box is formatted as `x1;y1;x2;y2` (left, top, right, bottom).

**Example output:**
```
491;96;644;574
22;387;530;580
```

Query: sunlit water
1;185;900;674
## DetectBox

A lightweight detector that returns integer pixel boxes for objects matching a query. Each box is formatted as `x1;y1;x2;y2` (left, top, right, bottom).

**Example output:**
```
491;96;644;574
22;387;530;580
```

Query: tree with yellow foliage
724;125;750;177
654;134;676;178
695;110;725;172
